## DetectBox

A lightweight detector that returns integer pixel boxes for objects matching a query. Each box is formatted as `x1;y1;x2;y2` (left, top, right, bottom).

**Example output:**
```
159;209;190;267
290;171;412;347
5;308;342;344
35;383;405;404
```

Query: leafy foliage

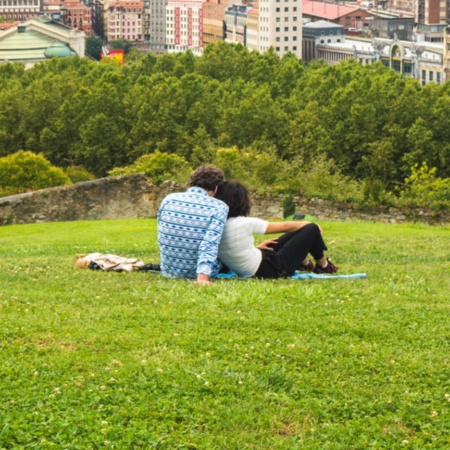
0;150;71;196
64;165;96;183
85;36;104;61
109;151;193;186
0;44;449;210
399;163;450;212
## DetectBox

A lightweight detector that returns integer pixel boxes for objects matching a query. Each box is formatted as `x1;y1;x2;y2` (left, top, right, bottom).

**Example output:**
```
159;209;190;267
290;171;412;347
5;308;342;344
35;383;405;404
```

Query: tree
109;39;132;54
108;151;192;186
86;37;104;61
0;150;71;197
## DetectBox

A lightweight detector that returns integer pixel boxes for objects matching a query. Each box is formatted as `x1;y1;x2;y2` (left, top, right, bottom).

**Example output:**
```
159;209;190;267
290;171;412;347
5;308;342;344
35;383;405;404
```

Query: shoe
313;259;338;274
140;263;161;272
299;260;314;271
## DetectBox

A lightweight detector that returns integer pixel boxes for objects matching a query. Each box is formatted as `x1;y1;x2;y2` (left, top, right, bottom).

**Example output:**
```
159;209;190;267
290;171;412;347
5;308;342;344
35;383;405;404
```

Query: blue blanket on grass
215;272;366;280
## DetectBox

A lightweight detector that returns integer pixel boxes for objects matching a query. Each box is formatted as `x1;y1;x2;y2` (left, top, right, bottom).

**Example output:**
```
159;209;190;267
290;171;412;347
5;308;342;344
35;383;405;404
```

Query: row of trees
0;42;448;209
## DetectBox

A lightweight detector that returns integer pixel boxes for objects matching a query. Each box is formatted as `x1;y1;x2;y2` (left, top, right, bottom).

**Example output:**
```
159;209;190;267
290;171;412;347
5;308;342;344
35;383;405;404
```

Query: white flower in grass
265;343;271;348
101;429;107;435
157;368;163;374
205;352;210;357
104;440;110;446
100;385;106;390
402;440;409;445
287;344;295;350
53;388;61;394
109;378;115;382
431;411;438;418
204;381;210;386
33;371;39;377
445;394;449;399
105;367;110;371
102;421;108;425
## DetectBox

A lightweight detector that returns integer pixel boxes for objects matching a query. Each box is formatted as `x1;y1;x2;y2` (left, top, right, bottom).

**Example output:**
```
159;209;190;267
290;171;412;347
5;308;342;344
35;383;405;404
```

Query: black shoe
140;263;161;272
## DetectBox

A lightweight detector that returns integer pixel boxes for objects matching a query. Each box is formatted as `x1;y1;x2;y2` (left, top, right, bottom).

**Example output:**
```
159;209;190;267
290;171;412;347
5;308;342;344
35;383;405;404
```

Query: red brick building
60;0;93;37
302;0;376;29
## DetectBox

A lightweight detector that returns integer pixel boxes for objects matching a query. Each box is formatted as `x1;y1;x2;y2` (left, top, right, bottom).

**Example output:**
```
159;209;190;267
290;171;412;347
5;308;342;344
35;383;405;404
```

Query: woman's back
218;216;267;278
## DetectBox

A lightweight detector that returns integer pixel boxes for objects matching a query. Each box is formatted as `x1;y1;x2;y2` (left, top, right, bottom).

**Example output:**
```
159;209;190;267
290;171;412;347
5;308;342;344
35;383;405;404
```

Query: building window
293;36;297;41
284;36;288;41
276;17;280;22
284;26;288;31
276;37;280;41
276;7;280;11
437;72;441;83
284;46;288;50
429;71;434;82
293;46;297;50
276;27;280;31
276;46;280;50
284;7;288;11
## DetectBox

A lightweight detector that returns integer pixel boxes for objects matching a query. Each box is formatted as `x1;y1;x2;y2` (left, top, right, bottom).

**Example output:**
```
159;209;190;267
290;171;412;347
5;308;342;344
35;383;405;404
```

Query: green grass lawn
0;219;449;449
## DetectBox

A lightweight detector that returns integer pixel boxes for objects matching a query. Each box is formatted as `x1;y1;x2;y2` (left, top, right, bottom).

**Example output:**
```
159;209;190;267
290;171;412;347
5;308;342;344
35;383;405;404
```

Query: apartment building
60;0;92;37
166;0;203;55
258;0;302;58
224;4;252;44
0;0;42;21
203;0;230;46
246;1;259;51
148;0;166;53
107;0;144;41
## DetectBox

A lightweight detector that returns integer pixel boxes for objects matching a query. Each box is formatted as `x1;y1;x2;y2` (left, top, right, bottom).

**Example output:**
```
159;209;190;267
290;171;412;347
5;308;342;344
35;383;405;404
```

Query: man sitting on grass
157;165;229;286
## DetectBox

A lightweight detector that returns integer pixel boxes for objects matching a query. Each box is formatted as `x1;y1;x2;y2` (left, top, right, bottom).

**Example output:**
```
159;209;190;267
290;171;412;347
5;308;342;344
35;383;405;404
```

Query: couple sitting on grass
157;165;337;285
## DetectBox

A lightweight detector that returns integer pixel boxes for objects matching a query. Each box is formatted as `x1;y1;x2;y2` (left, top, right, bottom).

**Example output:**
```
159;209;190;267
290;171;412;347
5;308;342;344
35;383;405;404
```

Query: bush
64;166;96;183
0;150;71;197
108;151;192;186
276;156;363;204
398;163;450;212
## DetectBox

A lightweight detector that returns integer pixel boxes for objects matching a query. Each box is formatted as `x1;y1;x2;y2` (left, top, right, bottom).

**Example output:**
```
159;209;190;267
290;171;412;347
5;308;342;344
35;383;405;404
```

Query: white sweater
218;216;268;278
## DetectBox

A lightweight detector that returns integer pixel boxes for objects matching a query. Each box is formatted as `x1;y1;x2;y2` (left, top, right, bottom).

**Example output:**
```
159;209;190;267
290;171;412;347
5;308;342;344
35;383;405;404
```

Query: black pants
254;223;327;279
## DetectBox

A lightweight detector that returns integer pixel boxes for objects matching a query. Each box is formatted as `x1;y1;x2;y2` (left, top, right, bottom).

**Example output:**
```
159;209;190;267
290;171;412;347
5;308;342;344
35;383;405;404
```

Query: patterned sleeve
196;202;229;277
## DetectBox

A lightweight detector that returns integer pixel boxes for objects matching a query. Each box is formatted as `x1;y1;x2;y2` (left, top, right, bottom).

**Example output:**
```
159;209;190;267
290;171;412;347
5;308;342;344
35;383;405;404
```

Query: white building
166;0;203;55
258;0;302;58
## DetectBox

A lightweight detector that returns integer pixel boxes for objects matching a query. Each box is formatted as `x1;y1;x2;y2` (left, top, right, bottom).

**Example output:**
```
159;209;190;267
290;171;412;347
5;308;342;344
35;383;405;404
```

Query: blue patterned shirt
157;187;229;279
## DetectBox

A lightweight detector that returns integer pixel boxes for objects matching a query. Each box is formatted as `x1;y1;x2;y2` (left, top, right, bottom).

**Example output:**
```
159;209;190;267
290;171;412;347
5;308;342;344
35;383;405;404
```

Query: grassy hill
0;219;448;448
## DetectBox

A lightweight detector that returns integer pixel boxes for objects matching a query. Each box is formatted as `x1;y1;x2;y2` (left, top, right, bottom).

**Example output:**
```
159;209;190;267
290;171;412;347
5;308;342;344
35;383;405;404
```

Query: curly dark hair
215;181;251;218
189;165;225;191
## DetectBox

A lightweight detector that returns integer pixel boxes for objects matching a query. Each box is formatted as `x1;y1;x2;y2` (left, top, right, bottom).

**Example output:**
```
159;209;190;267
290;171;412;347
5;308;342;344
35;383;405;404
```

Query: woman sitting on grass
215;181;338;279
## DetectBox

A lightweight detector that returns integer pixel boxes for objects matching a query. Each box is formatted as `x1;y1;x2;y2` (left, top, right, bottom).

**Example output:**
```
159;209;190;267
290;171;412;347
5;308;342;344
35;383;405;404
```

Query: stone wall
0;174;448;225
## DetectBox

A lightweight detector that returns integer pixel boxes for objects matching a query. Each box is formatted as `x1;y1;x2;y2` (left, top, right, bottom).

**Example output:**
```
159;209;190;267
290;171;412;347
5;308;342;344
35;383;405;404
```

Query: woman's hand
257;238;279;251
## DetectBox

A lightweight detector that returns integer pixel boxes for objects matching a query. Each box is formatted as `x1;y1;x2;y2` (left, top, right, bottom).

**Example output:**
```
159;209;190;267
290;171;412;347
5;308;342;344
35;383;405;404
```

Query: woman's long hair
215;181;251;218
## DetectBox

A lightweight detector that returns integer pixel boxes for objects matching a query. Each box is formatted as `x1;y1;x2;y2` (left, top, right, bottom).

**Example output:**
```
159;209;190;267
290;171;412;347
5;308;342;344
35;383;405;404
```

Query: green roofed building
0;16;85;68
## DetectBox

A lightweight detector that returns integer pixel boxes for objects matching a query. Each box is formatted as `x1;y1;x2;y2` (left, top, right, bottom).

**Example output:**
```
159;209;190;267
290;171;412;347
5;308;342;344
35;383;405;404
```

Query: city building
107;0;144;42
166;0;204;55
302;20;344;63
147;0;166;53
310;26;446;84
0;0;42;21
368;17;415;40
258;0;303;58
60;0;93;37
203;0;230;47
302;0;376;30
224;4;252;45
0;16;85;68
246;1;259;51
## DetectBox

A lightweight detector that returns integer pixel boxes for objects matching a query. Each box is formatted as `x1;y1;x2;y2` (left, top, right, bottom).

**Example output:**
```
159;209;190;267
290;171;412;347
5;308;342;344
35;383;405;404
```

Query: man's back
157;187;228;280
